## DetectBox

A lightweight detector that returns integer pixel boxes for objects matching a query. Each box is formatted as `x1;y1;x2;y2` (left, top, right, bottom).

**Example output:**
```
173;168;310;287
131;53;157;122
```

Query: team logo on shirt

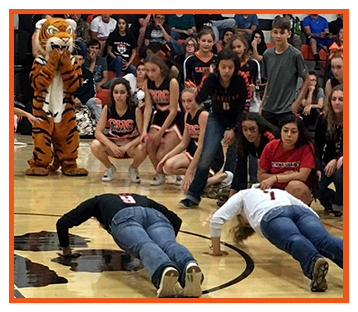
149;89;170;104
194;66;211;73
108;118;135;134
186;124;200;140
271;161;300;167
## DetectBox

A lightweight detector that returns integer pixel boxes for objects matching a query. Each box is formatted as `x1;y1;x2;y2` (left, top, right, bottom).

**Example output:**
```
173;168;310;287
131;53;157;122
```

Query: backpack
75;105;96;138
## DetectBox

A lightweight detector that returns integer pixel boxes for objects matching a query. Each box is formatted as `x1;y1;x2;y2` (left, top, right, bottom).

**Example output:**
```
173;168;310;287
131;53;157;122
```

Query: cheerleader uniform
147;77;184;139
103;104;139;157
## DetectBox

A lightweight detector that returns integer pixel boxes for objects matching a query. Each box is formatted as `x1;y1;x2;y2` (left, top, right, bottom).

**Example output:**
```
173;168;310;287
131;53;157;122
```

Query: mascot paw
48;164;60;172
62;167;88;176
25;167;49;176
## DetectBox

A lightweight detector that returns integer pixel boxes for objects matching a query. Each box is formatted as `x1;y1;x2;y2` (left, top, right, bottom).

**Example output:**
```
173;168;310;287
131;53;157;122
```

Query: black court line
180;230;254;294
14;212;255;295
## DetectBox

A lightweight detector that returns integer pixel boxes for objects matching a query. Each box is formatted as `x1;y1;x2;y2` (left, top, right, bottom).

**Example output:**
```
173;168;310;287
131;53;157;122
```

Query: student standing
260;17;310;127
180;49;247;208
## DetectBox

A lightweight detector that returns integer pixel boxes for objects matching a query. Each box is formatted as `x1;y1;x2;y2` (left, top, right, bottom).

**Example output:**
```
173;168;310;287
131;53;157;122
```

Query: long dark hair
116;15;129;33
306;71;320;101
249;29;267;56
108;78;135;116
213;49;240;79
279;115;318;197
237;113;279;157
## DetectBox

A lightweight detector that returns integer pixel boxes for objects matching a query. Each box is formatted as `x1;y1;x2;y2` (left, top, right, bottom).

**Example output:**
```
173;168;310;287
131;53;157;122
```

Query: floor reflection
51;249;143;272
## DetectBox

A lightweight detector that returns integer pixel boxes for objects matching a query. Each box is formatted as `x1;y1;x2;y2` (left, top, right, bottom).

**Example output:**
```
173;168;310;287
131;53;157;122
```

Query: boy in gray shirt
260;17;309;127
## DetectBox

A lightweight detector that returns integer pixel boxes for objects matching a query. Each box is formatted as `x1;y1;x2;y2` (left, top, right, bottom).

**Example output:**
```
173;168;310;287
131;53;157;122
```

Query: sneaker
157;267;179;298
183;262;202;297
128;166;141;183
102;164;116;182
220;171;234;187
150;173;165;186
175;175;184;185
179;198;198;209
310;257;329;292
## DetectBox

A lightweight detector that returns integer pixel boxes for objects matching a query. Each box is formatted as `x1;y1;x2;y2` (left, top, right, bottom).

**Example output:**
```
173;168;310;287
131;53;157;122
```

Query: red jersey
259;139;316;189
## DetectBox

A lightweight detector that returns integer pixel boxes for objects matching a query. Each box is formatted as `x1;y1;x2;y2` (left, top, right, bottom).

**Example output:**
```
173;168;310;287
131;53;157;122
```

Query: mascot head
35;17;77;56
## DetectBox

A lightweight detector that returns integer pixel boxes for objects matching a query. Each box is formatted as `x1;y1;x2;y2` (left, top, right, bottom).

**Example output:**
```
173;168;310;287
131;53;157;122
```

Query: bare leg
90;139;114;168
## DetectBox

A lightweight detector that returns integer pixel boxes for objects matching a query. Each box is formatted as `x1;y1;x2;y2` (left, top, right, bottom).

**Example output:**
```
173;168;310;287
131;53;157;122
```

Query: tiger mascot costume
26;18;88;176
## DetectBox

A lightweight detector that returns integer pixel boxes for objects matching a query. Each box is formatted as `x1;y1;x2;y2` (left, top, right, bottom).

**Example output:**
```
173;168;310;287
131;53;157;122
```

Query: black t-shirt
144;22;172;44
196;73;248;128
182;52;216;86
56;193;182;247
107;31;138;62
194;14;224;31
315;113;343;168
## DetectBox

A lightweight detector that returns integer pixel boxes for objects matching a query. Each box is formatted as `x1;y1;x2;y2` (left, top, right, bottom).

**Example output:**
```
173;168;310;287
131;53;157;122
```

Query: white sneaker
220;171;234;187
175;175;184;185
157;267;179;298
183;262;202;297
150;173;165;185
128;166;141;183
102;164;116;182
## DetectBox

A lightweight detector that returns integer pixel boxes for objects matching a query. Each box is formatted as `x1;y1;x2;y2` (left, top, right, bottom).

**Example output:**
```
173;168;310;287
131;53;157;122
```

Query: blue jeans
260;205;343;279
85;97;102;123
187;113;226;203
223;140;237;173
318;165;343;210
109;56;136;78
110;206;197;288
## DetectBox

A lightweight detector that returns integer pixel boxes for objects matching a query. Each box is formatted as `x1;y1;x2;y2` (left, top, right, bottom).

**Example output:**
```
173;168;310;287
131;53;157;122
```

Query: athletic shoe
220;171;234;187
310;257;329;292
157;267;179;298
179;198;198;209
183;262;202;297
102;164;116;182
150;173;165;185
175;175;184;185
128;165;141;183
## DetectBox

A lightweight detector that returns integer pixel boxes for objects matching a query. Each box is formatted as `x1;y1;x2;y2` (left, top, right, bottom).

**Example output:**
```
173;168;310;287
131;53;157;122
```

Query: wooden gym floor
12;134;344;299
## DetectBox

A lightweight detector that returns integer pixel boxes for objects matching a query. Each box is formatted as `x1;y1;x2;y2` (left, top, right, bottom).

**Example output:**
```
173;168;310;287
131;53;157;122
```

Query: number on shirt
263;190;276;200
119;193;136;204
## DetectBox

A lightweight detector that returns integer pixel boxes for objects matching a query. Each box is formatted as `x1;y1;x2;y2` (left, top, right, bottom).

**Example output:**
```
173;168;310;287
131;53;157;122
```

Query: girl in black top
91;78;147;183
180;49;248;208
157;88;226;192
315;84;343;216
230;113;278;197
106;15;138;77
142;54;184;185
182;28;216;88
56;192;203;298
249;29;267;62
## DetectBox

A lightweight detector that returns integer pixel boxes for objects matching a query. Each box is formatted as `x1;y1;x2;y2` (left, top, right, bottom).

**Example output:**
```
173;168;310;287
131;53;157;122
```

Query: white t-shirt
90;16;117;38
210;188;319;237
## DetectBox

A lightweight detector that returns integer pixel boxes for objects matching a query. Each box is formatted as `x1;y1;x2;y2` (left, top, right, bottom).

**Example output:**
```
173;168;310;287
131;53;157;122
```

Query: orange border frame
9;9;349;303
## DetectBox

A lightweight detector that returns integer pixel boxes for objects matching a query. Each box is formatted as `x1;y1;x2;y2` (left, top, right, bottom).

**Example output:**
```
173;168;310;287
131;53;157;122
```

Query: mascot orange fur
26;18;88;176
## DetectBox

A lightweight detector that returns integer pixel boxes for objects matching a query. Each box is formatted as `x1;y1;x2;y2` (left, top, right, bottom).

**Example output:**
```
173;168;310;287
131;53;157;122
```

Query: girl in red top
258;115;317;204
